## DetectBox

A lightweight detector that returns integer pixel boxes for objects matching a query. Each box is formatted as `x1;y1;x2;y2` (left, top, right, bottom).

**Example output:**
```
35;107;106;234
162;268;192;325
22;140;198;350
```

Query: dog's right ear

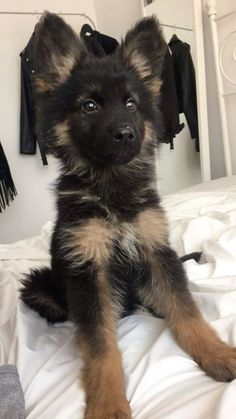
33;12;88;93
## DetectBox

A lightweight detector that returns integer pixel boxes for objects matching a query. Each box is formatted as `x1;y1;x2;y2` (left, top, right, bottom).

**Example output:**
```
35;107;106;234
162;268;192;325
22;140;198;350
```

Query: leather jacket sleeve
20;50;37;155
180;45;199;142
19;33;48;165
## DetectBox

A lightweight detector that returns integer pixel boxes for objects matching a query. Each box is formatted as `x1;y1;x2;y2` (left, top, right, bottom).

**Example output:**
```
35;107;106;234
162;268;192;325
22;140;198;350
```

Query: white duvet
0;176;236;419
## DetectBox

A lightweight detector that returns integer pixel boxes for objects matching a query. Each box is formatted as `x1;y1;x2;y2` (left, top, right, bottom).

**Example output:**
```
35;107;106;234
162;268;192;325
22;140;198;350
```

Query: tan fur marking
78;270;131;418
35;55;76;93
34;77;53;93
140;256;236;381
127;51;162;96
97;269;123;330
117;208;168;261
53;54;76;83
135;208;168;249
83;345;131;419
169;307;236;381
171;313;221;359
148;79;162;95
131;51;152;79
81;292;130;418
119;223;140;261
143;120;155;144
64;218;115;265
54;121;71;146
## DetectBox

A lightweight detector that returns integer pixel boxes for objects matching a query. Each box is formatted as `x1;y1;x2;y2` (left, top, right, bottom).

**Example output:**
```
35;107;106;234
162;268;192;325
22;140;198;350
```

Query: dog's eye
126;99;137;112
82;100;97;112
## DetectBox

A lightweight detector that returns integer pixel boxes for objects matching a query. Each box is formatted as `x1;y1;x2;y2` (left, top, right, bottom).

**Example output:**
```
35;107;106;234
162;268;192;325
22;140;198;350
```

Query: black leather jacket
20;32;48;165
160;47;185;149
169;35;199;151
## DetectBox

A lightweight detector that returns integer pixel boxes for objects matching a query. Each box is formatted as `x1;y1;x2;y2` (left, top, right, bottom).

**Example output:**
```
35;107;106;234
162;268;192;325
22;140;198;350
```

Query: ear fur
33;12;87;93
120;16;167;95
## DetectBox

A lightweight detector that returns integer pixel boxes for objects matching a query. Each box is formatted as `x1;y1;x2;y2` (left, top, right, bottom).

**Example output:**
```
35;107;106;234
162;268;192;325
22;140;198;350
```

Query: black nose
112;126;135;144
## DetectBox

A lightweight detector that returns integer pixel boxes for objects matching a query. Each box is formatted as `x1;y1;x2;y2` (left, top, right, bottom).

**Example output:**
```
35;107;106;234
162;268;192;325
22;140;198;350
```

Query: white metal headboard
206;0;235;176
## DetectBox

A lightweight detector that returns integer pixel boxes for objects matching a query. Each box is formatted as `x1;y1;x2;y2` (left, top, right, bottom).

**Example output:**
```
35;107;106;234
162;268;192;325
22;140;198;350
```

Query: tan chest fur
61;208;168;267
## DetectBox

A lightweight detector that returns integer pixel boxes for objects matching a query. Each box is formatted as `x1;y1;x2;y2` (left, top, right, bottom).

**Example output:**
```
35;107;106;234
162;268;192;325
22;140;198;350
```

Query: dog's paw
199;345;236;382
84;399;132;419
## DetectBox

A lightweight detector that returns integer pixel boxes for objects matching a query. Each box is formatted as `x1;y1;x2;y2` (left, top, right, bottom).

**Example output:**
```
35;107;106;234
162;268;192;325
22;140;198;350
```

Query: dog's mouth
83;146;138;166
79;140;140;166
110;151;137;165
98;149;138;166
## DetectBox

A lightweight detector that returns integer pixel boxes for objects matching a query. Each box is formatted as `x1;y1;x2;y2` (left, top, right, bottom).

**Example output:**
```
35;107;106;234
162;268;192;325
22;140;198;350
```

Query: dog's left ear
120;16;167;94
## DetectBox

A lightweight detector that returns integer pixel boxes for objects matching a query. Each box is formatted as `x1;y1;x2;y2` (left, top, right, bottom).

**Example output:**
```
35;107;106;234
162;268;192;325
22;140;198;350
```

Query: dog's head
33;12;167;168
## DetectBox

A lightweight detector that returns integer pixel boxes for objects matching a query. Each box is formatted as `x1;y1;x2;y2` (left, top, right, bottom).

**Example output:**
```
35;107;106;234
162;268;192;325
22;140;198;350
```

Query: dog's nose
112;126;135;144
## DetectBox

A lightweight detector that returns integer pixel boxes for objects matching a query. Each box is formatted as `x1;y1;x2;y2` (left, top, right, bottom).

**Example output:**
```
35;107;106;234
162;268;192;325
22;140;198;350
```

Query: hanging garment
0;142;17;212
81;33;106;57
92;31;119;55
80;25;119;56
169;34;199;151
160;47;185;149
20;32;48;166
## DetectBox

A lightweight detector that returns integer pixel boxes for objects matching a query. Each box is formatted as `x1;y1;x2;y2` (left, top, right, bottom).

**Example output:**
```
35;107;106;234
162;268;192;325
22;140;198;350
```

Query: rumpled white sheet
0;176;236;419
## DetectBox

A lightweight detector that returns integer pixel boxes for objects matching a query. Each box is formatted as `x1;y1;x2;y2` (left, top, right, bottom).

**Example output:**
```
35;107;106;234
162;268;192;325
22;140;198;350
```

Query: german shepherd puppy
21;12;236;419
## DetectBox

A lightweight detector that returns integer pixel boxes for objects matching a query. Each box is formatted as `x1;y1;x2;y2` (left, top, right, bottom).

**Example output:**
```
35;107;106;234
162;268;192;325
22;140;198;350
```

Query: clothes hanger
34;10;39;21
170;25;179;42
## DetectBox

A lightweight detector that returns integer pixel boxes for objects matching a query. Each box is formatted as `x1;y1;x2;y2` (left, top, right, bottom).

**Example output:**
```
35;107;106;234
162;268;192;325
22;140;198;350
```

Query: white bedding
0;176;236;419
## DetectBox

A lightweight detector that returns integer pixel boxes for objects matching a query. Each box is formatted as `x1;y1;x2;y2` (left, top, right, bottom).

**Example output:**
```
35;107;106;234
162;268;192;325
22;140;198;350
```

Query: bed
0;176;236;419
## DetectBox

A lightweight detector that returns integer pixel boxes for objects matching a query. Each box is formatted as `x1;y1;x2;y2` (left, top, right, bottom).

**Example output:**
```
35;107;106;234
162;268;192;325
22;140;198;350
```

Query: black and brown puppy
21;12;236;419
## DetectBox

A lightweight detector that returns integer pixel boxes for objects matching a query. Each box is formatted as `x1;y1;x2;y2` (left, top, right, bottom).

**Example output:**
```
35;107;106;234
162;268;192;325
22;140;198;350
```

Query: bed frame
206;0;235;176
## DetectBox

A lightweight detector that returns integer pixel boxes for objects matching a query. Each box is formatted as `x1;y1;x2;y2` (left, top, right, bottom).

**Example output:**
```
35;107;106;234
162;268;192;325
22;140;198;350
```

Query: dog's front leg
66;265;132;419
138;246;236;382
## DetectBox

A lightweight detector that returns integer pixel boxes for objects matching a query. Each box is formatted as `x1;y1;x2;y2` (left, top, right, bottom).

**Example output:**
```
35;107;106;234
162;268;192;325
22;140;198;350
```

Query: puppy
21;12;236;419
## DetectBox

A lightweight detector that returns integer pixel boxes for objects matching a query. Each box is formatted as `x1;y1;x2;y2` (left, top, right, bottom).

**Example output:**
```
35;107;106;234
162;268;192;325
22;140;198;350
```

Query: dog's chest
61;204;168;266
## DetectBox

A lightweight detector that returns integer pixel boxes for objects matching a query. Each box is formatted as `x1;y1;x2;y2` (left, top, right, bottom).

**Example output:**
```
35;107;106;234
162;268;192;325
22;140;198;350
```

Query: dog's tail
20;267;68;323
180;252;202;263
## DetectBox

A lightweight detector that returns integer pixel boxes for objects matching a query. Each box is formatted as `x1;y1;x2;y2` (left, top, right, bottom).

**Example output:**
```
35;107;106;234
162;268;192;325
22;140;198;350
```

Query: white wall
93;0;142;40
202;0;236;178
0;0;97;244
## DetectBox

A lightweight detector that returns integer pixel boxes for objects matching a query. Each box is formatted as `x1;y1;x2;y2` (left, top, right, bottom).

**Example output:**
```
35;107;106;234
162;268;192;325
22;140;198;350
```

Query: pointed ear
120;16;167;95
33;12;88;93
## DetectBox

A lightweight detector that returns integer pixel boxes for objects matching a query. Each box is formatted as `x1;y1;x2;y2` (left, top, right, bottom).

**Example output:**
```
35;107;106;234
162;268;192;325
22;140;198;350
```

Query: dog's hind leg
137;246;236;382
21;267;68;323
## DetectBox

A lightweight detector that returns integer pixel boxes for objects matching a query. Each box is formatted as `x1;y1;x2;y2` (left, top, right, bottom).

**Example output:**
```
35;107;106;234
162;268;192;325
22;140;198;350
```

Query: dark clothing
92;31;119;55
160;48;185;148
80;25;119;57
0;142;17;212
82;34;106;58
169;35;199;151
20;32;48;165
